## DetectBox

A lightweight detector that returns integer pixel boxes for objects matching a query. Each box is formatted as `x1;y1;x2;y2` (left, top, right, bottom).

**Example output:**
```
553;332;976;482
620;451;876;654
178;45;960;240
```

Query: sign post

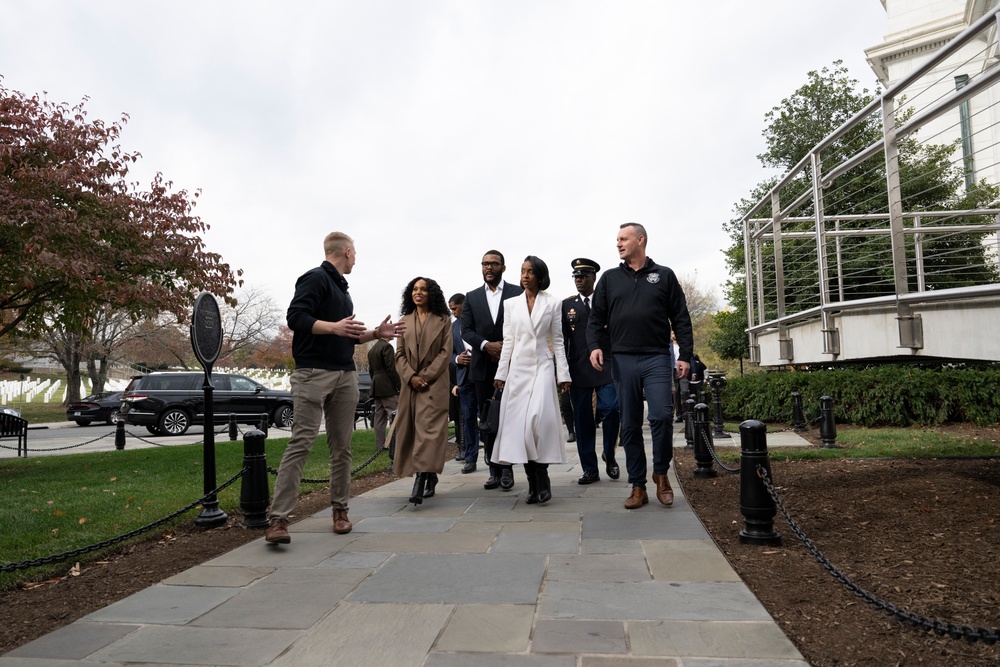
190;293;227;527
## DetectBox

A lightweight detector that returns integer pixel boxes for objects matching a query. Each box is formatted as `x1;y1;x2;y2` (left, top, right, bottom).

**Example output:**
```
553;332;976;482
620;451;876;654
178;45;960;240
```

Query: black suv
121;372;294;436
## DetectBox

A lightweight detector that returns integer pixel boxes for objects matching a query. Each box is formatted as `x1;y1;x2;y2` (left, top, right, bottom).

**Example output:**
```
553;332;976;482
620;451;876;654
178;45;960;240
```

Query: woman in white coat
493;255;571;504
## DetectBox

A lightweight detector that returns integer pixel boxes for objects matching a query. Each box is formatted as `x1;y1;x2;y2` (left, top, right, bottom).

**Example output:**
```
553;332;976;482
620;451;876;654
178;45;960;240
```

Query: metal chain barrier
701;426;740;474
123;429;177;447
0;468;247;573
266;441;391;484
757;465;999;644
351;441;389;476
0;431;115;453
766;415;823;435
1;425;237;454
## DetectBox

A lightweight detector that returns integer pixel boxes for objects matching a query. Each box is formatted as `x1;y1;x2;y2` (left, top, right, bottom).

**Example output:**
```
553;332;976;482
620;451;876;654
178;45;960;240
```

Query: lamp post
191;293;227;528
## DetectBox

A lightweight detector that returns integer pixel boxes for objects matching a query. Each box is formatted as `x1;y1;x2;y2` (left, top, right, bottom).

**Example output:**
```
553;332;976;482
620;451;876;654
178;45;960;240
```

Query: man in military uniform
561;258;620;484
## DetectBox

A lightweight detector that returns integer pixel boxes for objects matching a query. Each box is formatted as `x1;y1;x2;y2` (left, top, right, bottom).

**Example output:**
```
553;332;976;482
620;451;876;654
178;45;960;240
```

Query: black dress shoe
454;451;465;461
499;467;515;491
602;454;621;480
462;462;477;474
567;432;576;442
578;470;600;485
484;474;500;490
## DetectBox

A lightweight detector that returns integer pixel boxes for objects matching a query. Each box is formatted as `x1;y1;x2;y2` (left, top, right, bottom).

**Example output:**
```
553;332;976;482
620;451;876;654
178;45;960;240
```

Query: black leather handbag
479;388;502;434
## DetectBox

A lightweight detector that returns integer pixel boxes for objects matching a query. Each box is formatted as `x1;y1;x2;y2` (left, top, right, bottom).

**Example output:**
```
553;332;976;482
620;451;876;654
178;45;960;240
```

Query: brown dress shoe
265;518;290;544
624;486;648;509
652;473;674;506
332;509;353;534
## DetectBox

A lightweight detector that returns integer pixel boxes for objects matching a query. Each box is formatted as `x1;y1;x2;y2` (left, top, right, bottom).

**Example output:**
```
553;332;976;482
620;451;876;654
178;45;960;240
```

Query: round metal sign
190;293;223;371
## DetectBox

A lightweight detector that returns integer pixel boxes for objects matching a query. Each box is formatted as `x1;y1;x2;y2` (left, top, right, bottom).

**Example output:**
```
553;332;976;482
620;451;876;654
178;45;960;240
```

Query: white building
866;0;1000;189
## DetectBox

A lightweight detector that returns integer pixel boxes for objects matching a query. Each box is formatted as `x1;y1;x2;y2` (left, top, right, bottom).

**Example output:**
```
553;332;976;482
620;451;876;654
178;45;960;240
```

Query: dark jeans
570;383;619;475
612;353;674;489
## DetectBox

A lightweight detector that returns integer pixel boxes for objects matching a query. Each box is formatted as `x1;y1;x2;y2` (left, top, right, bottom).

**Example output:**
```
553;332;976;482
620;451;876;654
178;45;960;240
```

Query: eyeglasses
481;261;501;268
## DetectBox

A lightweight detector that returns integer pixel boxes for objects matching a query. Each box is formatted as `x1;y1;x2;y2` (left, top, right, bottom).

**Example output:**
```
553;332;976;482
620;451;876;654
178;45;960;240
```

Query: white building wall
866;0;1000;244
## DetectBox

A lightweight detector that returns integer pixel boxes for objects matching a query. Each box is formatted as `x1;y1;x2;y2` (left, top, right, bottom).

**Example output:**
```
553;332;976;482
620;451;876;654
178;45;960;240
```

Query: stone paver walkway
1;424;811;666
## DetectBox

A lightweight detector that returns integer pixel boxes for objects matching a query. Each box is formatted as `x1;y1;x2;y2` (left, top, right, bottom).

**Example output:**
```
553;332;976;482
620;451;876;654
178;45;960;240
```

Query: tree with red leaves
1;80;242;400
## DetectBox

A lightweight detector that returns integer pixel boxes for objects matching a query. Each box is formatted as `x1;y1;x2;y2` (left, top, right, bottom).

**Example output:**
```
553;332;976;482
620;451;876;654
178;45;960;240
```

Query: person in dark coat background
367;337;400;457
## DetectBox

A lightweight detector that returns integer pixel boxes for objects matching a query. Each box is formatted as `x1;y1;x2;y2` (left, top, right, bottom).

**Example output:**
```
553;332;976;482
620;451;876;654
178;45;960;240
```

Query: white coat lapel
530;292;550;338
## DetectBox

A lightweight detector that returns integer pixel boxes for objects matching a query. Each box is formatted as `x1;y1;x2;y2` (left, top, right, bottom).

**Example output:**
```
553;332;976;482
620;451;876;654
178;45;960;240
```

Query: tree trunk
86;356;109;394
44;328;84;404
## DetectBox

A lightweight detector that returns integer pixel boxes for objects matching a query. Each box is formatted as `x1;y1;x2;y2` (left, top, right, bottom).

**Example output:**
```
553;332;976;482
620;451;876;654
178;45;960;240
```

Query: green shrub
721;366;1000;426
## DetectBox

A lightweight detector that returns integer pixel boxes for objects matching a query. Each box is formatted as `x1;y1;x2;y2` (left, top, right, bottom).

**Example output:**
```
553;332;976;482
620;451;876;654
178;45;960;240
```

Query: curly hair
524;255;551;291
400;276;450;317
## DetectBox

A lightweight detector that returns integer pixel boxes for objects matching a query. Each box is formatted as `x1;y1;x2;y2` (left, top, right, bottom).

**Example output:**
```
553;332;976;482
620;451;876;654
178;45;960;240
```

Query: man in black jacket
266;232;403;544
460;250;523;490
587;223;693;510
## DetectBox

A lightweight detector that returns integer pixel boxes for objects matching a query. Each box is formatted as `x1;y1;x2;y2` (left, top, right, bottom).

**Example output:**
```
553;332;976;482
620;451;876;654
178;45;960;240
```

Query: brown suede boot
652;473;674;506
265;518;290;544
624;486;648;509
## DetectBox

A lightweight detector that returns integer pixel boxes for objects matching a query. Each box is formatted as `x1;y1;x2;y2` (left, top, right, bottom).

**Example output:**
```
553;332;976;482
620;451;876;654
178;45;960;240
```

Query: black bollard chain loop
0;468;248;574
700;427;740;474
757;465;999;645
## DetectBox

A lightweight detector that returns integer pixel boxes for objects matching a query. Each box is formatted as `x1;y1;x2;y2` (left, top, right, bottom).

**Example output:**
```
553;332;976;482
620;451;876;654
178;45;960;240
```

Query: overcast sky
2;1;889;329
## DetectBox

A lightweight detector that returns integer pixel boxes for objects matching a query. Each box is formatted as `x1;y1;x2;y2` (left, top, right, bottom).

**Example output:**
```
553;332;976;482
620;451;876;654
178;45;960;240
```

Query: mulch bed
675;435;1000;667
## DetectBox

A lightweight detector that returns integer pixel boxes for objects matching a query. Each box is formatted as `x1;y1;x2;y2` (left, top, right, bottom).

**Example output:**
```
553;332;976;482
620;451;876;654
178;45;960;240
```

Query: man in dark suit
562;258;620;485
460;249;523;490
449;293;479;473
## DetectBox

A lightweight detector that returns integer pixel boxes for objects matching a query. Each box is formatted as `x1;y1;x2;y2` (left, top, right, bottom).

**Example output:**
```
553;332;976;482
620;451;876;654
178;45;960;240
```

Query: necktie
584;296;590;309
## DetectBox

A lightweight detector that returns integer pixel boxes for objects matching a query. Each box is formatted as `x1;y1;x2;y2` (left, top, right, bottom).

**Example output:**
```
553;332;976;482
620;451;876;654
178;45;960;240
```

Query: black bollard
259;413;269;438
819;396;839;448
228;413;238;441
692;403;717;478
738;420;781;545
791;392;807;432
240;428;270;528
707;371;731;439
114;419;126;450
683;397;696;449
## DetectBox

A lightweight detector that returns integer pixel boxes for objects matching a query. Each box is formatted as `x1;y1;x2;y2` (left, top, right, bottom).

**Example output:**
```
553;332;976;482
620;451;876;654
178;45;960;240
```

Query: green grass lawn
8;402;65;425
711;425;1000;460
1;430;389;589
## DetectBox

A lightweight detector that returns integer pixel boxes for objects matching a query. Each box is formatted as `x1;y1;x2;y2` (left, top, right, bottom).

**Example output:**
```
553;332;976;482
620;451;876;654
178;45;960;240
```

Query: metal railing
743;6;1000;365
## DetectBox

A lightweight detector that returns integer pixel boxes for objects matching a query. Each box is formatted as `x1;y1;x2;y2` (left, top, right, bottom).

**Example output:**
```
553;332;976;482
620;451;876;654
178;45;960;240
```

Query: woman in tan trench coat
393;276;453;504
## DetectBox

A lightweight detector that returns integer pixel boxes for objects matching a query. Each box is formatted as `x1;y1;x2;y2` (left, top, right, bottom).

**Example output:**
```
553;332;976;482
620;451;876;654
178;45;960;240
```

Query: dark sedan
66;391;124;426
